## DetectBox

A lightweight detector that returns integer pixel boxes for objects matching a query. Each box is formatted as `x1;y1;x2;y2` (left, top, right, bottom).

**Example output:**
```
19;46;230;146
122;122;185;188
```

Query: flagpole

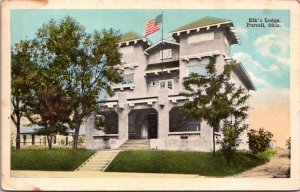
161;11;164;71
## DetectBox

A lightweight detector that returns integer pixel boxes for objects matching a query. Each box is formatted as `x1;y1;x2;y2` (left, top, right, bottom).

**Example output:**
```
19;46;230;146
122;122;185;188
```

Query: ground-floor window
94;110;118;135
169;107;200;132
187;118;200;131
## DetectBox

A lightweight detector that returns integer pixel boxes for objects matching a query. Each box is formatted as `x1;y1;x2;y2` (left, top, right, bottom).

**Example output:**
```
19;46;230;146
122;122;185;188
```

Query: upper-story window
187;32;214;44
159;79;173;90
122;74;134;84
160;49;172;59
188;65;207;76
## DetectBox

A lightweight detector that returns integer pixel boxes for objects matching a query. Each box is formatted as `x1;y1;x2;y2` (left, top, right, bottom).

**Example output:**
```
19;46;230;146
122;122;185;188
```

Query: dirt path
233;148;290;178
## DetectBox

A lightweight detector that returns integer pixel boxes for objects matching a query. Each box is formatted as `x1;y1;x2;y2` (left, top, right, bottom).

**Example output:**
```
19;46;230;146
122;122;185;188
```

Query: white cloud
233;52;281;75
254;29;290;65
236;27;248;38
248;71;270;88
268;64;279;73
233;52;266;71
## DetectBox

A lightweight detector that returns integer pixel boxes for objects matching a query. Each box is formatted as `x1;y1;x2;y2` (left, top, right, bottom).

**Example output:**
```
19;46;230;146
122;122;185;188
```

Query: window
160;81;165;89
122;74;134;84
187;118;199;131
187;32;214;44
167;80;173;90
188;66;207;76
160;49;172;59
159;80;173;90
150;81;156;87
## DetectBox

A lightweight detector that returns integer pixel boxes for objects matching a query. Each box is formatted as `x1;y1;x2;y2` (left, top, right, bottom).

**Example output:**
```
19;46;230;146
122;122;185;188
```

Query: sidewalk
11;170;201;178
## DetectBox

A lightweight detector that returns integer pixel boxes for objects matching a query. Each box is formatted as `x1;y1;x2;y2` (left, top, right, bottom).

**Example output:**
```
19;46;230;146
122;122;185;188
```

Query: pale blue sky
11;9;290;89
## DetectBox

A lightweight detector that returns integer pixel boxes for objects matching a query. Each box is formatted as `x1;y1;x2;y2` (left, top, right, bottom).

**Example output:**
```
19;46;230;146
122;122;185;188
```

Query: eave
118;37;152;47
233;63;256;91
144;40;179;54
170;21;240;45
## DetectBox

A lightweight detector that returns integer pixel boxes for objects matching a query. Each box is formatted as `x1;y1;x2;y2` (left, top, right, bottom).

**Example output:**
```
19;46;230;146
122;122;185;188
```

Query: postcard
1;0;300;191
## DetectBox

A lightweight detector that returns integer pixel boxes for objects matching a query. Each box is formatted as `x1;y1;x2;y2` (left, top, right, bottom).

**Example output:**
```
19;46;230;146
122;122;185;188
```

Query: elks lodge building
85;17;255;151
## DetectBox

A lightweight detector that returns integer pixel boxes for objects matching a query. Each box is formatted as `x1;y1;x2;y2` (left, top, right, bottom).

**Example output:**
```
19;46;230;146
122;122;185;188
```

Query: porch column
118;92;128;141
158;90;169;139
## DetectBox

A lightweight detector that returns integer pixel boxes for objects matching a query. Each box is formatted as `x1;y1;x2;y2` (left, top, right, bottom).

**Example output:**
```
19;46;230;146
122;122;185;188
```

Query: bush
247;128;273;155
217;122;243;164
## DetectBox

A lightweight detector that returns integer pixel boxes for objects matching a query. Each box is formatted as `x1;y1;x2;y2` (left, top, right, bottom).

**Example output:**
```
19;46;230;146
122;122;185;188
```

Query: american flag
145;14;162;36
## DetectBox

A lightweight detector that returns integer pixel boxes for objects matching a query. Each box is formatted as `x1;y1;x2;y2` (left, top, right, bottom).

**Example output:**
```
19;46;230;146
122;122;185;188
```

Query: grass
106;149;276;177
11;148;95;171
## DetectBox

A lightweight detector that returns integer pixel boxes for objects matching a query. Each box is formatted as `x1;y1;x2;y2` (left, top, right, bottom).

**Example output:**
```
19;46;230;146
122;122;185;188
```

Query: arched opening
128;108;158;139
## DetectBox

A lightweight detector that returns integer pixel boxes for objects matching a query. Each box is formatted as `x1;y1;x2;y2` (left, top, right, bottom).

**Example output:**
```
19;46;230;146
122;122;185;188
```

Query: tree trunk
213;130;215;157
47;135;53;150
72;123;80;150
16;117;21;150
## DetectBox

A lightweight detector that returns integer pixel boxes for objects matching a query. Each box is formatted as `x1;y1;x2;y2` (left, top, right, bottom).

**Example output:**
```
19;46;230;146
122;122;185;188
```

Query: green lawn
106;149;275;177
11;148;95;171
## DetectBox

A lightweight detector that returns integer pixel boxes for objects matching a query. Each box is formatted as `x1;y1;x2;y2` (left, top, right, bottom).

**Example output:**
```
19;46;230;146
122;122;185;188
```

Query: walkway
76;150;120;171
232;148;290;178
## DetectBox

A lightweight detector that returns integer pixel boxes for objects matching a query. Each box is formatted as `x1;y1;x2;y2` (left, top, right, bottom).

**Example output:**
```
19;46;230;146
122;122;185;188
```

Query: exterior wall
147;44;179;64
146;72;180;97
179;27;229;57
149;102;214;152
85;22;251;152
111;42;149;100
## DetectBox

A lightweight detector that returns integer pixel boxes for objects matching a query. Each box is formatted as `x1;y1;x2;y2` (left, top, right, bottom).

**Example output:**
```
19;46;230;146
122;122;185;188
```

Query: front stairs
76;150;120;172
118;139;150;150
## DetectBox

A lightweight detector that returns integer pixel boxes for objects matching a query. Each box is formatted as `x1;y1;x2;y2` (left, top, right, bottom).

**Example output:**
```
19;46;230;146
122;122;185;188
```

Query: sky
11;9;290;147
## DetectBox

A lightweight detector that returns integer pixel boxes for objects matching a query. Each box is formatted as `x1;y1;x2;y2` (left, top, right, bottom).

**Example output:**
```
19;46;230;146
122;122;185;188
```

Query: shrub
247;128;273;155
217;121;245;164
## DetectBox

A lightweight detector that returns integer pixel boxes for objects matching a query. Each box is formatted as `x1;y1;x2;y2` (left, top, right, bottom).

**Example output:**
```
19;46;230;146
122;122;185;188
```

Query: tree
11;40;37;150
28;74;72;149
247;128;273;155
34;16;122;150
180;57;250;156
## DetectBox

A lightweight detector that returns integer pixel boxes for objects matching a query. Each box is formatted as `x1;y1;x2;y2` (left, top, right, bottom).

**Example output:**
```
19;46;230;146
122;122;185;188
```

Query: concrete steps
118;139;150;150
76;150;120;172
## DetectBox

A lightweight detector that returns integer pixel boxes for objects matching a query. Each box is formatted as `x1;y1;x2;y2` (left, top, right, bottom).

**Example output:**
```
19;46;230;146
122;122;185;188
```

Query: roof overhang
118;37;152;47
233;63;256;91
144;40;179;54
170;21;240;45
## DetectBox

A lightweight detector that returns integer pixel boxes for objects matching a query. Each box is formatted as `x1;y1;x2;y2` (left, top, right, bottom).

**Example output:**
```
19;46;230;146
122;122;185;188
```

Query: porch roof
145;61;179;71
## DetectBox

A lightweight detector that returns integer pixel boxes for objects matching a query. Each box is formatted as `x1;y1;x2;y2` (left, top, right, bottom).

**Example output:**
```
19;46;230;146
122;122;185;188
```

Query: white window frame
159;79;174;90
122;74;134;85
160;49;172;59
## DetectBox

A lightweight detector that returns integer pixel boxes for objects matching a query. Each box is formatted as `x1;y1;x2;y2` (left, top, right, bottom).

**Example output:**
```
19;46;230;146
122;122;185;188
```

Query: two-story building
85;17;255;151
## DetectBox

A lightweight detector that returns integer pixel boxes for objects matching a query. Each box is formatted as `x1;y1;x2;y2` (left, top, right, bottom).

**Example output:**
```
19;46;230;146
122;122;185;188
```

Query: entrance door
148;114;158;139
